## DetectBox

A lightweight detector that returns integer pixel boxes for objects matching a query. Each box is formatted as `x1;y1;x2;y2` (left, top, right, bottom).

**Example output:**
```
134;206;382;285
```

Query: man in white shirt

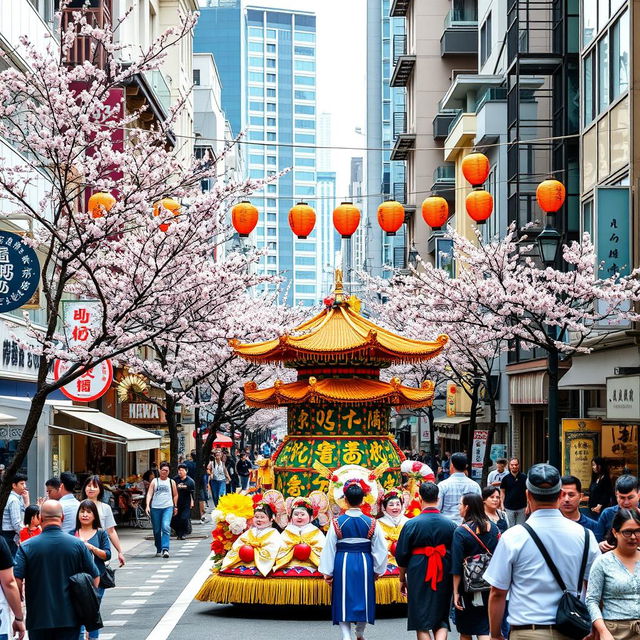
485;463;600;640
58;471;80;535
487;458;508;487
437;452;480;523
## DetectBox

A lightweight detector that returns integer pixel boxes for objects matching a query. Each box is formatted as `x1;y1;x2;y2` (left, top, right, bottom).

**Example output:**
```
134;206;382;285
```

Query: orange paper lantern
231;201;259;237
461;152;490;187
377;200;405;236
88;192;116;219
153;197;181;232
536;179;566;213
421;196;449;230
288;202;316;239
332;201;361;238
465;189;493;224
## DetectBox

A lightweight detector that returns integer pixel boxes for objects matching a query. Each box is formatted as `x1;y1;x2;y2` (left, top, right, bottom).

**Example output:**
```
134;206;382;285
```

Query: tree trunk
467;379;479;456
547;347;560;468
164;390;179;473
0;387;49;513
480;389;497;487
193;396;204;520
427;405;435;456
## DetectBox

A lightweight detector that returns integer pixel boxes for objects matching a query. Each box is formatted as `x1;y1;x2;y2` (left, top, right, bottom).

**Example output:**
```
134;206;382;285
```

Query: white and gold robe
221;526;282;577
274;522;325;571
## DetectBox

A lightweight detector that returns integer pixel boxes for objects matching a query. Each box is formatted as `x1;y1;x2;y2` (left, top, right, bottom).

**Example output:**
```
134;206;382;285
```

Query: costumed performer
274;496;326;571
255;455;274;490
220;501;282;577
394;481;457;640
319;480;388;640
377;488;408;571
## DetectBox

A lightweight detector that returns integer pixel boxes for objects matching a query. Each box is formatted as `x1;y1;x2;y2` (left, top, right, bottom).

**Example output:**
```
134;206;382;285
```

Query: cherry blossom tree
371;224;640;473
0;6;269;508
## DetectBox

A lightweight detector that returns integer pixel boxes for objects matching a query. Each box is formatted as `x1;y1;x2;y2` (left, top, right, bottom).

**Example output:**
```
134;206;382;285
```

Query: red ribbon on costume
411;544;446;590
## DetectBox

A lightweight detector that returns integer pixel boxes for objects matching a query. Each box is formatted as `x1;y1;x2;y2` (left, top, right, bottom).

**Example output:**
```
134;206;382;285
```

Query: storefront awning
559;346;640;389
434;415;468;440
53;407;161;452
509;371;548;404
0;412;17;424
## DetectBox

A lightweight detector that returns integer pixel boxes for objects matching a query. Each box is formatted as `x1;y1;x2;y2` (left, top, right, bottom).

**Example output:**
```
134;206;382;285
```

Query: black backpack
69;572;103;632
523;524;591;640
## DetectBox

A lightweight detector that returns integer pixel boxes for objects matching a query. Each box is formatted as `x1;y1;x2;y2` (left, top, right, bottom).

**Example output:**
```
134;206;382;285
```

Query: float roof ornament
243;377;436;409
231;270;448;365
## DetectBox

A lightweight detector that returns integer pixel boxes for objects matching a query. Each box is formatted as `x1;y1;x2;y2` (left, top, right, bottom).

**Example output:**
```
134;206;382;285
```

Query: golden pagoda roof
231;272;448;365
243;377;436;409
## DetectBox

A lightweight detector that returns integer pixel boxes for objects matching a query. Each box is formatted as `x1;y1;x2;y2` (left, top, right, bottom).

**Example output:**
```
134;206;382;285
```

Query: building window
584;51;594;125
296;242;315;251
248;27;263;38
249;86;263;97
267;103;276;112
267;227;277;236
295;284;315;293
295;134;315;144
296;185;315;196
267;213;277;222
294;60;316;72
582;199;594;238
295;171;315;181
266;73;276;83
249;42;263;53
266;58;276;68
294;75;315;86
248;72;263;83
249;56;263;68
295;256;316;266
248;130;264;141
249;101;264;112
266;117;277;127
267;29;277;39
295;104;315;115
294;31;315;43
598;34;609;113
249;116;263;126
249;154;263;165
295;119;315;129
267;156;277;166
192;69;200;85
480;12;492;66
266;132;277;141
295;271;315;280
267;43;276;53
583;0;597;46
267;88;276;97
267;184;277;193
267;242;277;251
295;156;315;166
610;11;629;99
294;90;316;101
294;46;314;56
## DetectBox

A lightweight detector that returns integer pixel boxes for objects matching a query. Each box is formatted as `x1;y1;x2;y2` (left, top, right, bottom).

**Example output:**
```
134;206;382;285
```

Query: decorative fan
261;489;288;529
308;491;330;527
117;374;148;403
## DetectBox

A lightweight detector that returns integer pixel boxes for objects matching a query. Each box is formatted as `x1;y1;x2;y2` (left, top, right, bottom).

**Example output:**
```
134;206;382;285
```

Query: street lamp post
536;180;564;468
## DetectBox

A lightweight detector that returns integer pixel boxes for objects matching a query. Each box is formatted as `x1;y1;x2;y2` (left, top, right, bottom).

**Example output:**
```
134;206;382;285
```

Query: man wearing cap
485;464;600;640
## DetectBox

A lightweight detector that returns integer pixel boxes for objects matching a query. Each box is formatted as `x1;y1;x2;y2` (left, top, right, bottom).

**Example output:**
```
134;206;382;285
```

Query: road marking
144;555;214;640
112;608;137;615
132;591;154;596
104;620;128;627
146;579;165;584
101;634;116;639
124;599;147;605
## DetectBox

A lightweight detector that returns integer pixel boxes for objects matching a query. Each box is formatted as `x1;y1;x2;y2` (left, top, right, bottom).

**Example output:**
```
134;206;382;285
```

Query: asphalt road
98;521;459;640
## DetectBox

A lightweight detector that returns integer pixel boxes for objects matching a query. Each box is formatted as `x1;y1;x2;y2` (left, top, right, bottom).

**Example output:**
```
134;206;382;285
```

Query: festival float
196;271;447;606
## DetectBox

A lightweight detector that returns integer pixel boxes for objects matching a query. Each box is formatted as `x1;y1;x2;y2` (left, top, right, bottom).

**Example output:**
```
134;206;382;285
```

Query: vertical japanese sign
596;187;630;278
446;382;457;416
0;231;40;312
471;430;489;480
561;419;601;491
54;300;113;402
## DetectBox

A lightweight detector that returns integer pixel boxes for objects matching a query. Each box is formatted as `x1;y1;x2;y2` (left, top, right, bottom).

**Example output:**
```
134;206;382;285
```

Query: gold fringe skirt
195;572;406;606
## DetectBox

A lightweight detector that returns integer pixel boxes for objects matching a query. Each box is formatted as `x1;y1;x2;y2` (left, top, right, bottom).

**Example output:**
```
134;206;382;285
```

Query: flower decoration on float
209;493;255;567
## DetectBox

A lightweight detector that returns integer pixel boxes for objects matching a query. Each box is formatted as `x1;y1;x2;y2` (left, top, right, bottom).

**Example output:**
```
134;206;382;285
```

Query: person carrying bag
462;523;494;593
523;523;591;640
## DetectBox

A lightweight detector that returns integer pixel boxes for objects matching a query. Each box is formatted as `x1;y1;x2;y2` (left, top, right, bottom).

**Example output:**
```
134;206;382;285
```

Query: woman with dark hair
82;475;126;566
482;486;508;533
220;502;282;576
274;497;325;571
19;505;41;542
75;499;111;640
451;493;500;640
378;488;408;568
586;508;640;640
588;457;614;519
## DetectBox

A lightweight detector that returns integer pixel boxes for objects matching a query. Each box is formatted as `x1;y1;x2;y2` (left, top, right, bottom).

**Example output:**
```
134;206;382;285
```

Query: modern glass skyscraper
195;2;319;306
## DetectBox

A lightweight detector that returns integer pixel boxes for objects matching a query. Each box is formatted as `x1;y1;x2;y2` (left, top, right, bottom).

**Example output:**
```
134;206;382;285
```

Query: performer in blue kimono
395;481;457;640
319;481;388;640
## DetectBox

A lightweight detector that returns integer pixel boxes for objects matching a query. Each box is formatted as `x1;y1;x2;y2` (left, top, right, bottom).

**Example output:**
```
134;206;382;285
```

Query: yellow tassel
195;572;332;605
194;572;406;606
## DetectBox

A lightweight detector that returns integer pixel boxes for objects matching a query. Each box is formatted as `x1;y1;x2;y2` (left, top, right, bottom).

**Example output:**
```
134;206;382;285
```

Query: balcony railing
61;0;112;67
444;6;478;28
441;6;478;56
433;164;455;183
393;182;407;204
392;111;407;139
392;35;407;65
144;70;172;116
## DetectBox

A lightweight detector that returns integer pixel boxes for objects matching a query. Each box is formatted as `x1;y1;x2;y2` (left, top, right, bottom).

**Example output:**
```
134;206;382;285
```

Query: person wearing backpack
484;463;600;640
451;493;500;640
145;462;178;558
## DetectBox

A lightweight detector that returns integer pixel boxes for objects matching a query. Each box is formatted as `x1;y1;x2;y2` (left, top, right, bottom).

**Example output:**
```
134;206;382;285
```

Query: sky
245;0;367;197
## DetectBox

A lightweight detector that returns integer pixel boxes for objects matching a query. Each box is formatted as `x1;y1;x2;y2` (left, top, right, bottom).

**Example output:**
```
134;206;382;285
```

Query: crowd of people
318;452;640;640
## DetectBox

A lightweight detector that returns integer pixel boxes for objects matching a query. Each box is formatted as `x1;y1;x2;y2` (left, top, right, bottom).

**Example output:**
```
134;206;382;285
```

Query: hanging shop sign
0;321;42;380
606;376;640;421
286;405;390;437
54;358;113;403
561;419;601;492
122;402;166;424
471;430;489;479
0;231;40;313
62;300;102;347
446;382;457;416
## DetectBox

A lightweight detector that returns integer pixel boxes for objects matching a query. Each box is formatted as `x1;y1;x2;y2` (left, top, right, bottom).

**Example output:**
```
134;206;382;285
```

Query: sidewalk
117;518;212;555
